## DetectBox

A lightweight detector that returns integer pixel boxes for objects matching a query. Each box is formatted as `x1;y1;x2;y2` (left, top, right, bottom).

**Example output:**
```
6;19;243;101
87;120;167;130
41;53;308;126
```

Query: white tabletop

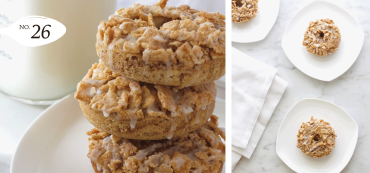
233;0;370;172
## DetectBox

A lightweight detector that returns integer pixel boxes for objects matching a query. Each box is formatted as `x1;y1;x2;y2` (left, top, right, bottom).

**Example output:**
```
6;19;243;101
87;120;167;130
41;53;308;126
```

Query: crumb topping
297;116;336;158
87;116;225;173
97;0;225;68
302;19;341;56
75;62;216;130
232;0;258;23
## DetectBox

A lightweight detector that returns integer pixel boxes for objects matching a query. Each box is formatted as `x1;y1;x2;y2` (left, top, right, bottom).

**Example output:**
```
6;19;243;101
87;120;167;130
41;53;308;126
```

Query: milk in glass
0;0;116;104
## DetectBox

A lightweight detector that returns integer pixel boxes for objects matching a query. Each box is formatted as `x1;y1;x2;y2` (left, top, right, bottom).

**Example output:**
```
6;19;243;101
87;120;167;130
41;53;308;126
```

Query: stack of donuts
74;0;226;172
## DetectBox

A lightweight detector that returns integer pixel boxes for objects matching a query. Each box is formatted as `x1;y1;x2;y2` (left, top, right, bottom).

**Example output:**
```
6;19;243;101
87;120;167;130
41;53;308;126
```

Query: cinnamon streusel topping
231;0;258;23
87;115;225;173
302;19;341;56
75;62;216;130
297;117;336;158
97;0;225;68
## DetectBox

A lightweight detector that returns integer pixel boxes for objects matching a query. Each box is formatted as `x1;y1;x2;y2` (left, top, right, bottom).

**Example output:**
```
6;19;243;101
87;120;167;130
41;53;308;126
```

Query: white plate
232;0;280;43
276;99;358;173
281;0;364;81
215;76;225;89
11;94;226;173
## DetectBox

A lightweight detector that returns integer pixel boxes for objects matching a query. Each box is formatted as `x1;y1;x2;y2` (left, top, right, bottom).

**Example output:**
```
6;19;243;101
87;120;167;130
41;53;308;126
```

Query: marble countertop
233;0;370;172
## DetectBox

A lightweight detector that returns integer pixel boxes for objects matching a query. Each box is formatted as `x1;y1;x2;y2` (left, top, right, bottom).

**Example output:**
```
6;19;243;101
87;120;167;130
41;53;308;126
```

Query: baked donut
297;117;336;158
96;0;225;87
87;115;225;173
232;0;258;23
75;62;217;140
303;19;341;56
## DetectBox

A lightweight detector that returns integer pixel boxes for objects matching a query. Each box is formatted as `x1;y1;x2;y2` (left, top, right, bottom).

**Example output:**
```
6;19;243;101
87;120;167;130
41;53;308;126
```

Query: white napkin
232;151;243;170
232;75;288;168
232;47;288;168
232;47;277;148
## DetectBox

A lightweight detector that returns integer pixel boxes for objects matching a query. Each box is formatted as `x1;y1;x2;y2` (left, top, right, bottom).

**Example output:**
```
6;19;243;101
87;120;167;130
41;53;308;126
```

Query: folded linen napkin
232;47;288;168
232;75;288;169
232;47;277;148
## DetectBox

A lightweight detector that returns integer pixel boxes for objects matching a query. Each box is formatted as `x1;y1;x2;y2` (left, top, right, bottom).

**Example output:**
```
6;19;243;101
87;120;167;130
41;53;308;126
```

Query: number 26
31;24;51;39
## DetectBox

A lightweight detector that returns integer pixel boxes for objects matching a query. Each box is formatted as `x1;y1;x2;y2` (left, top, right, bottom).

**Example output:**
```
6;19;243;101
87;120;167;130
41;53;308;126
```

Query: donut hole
319;32;325;38
130;56;138;61
313;134;320;141
234;0;243;7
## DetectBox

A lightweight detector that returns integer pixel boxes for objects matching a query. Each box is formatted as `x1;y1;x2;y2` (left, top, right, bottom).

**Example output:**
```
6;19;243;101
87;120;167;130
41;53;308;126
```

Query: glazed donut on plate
75;62;217;140
303;18;341;56
297;116;336;158
96;0;225;87
231;0;258;23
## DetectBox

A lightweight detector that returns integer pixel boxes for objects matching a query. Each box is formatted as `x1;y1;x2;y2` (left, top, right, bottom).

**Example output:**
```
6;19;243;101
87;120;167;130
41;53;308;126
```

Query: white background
233;0;370;172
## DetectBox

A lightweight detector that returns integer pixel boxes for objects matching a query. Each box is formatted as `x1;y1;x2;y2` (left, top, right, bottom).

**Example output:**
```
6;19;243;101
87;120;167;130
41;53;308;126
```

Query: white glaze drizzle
134;143;163;160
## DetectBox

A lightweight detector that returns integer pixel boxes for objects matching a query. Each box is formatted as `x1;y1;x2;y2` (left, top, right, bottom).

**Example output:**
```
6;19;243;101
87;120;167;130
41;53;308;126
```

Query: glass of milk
0;0;116;104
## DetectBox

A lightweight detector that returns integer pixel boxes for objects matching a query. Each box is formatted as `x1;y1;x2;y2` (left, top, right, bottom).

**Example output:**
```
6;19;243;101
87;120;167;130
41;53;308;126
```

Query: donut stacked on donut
297;117;336;158
74;0;225;172
75;62;217;140
303;19;341;56
96;0;225;87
